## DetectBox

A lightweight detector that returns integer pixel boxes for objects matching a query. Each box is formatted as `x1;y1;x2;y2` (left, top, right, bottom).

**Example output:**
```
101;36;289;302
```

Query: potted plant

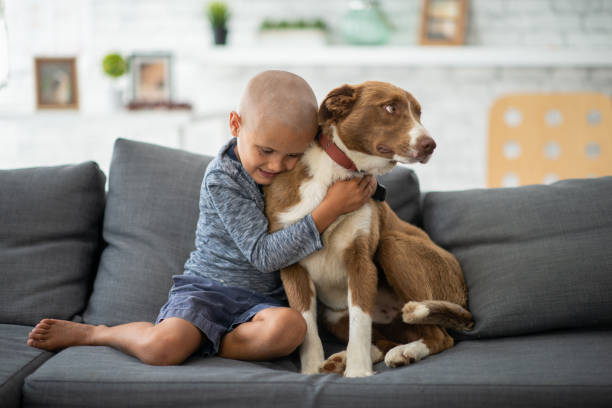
102;53;128;109
206;2;230;45
258;18;328;46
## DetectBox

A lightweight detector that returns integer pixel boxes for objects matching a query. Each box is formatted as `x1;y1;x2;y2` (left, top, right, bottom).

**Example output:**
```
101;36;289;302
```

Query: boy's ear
318;84;357;124
229;111;241;137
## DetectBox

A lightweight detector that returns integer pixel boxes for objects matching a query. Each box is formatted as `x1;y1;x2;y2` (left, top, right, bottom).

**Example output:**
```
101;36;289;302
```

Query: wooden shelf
197;46;612;67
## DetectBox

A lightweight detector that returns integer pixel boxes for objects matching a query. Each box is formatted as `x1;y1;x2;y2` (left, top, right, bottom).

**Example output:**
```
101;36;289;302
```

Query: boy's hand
326;175;377;215
312;174;377;233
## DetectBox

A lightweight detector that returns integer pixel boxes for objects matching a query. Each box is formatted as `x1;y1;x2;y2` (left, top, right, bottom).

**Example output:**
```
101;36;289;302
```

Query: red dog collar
318;130;358;172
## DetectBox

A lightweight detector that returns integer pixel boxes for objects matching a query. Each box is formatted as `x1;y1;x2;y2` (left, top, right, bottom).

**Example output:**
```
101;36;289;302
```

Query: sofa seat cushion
22;329;612;408
0;324;52;408
0;162;106;326
423;177;612;339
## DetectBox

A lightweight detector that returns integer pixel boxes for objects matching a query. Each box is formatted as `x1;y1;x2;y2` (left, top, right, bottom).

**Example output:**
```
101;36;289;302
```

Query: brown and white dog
264;81;473;377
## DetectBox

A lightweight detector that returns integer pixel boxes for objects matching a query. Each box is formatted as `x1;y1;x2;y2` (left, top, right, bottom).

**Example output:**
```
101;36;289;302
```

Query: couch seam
0;351;52;389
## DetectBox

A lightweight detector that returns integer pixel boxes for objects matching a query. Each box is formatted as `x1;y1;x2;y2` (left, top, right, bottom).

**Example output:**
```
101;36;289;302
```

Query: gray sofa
1;138;611;408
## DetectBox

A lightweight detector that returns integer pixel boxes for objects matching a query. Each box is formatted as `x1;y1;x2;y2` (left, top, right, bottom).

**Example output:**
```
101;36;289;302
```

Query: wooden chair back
488;93;612;187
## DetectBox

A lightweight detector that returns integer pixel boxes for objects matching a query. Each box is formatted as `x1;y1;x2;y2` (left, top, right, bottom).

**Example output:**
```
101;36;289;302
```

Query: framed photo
419;0;468;45
35;57;79;110
130;53;172;103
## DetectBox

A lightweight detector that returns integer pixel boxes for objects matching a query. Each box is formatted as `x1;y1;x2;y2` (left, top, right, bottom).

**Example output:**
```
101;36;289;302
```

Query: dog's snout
418;136;436;155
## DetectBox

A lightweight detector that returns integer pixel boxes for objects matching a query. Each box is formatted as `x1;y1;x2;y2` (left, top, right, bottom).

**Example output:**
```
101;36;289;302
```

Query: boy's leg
27;317;202;366
219;307;306;361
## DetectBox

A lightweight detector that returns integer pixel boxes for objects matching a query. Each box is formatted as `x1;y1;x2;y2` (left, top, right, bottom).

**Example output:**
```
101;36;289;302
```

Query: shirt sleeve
206;170;323;273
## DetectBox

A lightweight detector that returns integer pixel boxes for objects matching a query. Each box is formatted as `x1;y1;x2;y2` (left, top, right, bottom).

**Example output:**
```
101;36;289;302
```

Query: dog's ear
318;84;356;124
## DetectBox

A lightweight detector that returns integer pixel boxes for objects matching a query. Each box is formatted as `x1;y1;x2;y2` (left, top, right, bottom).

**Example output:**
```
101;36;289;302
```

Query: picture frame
419;0;468;46
35;57;79;110
130;53;172;103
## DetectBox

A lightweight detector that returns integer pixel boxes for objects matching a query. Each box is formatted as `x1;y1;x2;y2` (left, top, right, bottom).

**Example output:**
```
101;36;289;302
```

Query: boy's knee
267;308;306;354
139;330;188;366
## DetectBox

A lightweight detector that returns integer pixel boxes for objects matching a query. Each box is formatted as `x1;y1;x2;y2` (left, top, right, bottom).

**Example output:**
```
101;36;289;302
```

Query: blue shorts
155;274;286;357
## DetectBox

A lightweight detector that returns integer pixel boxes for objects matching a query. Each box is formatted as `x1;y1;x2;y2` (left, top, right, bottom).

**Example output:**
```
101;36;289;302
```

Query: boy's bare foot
27;319;100;351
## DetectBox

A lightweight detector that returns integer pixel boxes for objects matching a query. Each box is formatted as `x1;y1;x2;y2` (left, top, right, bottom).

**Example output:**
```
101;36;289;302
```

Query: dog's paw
301;349;325;374
319;351;346;374
344;367;375;378
401;301;430;324
384;339;430;368
301;354;326;375
370;345;384;364
300;337;325;375
301;362;324;375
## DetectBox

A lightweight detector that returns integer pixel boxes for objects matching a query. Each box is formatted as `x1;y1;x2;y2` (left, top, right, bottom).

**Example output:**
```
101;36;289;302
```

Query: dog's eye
384;104;396;114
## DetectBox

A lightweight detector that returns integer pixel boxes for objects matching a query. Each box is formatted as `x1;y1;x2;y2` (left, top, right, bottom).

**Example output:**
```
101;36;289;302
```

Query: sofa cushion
378;166;421;225
0;162;106;326
22;329;612;407
423;177;612;339
0;324;53;408
83;139;214;326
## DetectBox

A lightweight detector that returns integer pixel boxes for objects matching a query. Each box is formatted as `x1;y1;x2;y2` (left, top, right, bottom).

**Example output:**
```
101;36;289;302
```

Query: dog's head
319;81;435;175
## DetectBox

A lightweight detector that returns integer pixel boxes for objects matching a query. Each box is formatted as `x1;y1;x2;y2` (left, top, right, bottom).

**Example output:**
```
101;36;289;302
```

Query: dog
264;81;473;377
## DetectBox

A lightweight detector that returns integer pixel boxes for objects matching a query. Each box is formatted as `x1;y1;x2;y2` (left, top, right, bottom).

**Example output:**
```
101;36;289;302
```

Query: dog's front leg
299;286;324;374
344;241;378;377
280;263;324;374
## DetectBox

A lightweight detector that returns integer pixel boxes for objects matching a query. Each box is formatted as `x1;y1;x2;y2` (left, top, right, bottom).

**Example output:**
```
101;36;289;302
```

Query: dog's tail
401;300;474;332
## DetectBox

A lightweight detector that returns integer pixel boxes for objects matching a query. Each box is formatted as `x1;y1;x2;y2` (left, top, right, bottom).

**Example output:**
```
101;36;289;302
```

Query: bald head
238;70;318;136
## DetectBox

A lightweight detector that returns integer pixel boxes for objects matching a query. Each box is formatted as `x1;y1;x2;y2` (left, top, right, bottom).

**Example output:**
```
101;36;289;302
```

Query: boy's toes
29;332;48;341
36;318;54;329
37;322;51;330
27;338;43;347
30;327;48;337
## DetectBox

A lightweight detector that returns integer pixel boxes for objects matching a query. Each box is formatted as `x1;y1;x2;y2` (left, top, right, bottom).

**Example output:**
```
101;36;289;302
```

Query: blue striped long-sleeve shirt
183;138;323;299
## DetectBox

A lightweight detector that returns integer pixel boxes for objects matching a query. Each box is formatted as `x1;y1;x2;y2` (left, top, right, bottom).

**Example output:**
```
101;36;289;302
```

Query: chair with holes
488;93;612;188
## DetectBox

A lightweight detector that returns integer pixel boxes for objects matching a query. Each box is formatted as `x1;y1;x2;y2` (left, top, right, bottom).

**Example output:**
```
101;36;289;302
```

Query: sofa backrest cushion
0;162;106;326
83;139;422;326
378;166;421;226
422;177;612;339
83;139;213;325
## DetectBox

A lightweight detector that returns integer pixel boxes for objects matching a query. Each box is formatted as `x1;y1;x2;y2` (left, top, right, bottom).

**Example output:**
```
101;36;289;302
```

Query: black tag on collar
372;182;387;202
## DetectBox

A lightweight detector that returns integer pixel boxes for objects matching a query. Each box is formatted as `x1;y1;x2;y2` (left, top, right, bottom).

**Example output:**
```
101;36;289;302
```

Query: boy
27;70;377;364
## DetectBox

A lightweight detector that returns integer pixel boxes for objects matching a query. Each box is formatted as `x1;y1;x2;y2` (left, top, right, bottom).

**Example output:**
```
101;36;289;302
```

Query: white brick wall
1;0;611;191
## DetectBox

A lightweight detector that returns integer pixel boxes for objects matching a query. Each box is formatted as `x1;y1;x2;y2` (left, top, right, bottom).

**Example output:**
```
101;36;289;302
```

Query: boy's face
229;111;314;185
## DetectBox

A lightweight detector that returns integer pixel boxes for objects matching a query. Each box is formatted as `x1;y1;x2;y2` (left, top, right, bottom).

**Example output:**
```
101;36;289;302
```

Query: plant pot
213;26;228;45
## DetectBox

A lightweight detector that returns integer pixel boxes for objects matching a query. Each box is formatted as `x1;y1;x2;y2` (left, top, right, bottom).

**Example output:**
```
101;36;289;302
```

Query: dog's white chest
275;154;373;310
302;204;372;309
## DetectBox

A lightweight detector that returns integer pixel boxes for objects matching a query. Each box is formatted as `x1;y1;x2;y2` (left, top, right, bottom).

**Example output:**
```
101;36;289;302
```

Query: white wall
1;0;611;191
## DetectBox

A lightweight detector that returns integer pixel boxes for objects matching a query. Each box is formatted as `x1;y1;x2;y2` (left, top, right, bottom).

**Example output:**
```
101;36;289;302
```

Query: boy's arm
207;172;323;273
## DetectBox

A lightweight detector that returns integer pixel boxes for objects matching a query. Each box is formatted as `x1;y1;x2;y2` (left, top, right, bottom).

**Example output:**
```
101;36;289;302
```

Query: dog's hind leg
375;225;469;308
384;325;454;368
402;300;474;331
